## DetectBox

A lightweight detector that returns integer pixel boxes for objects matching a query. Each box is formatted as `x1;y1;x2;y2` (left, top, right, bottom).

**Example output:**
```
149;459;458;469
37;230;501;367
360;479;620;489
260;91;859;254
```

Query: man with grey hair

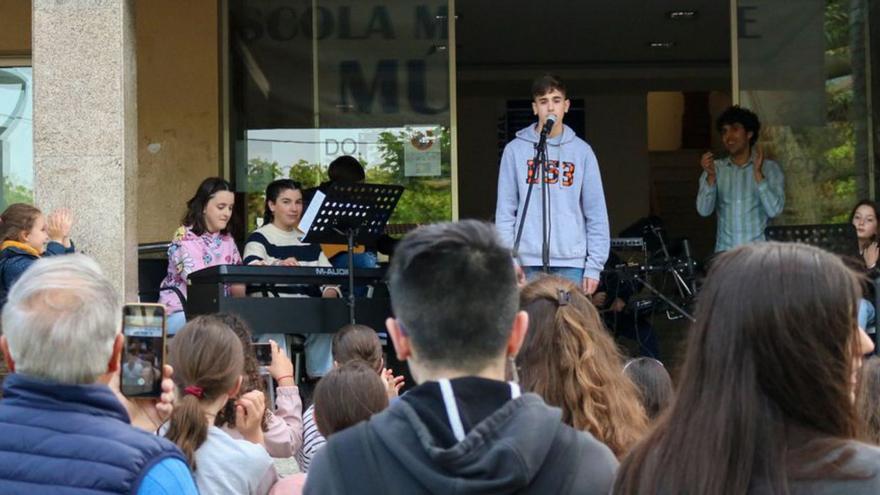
0;255;197;494
305;220;618;494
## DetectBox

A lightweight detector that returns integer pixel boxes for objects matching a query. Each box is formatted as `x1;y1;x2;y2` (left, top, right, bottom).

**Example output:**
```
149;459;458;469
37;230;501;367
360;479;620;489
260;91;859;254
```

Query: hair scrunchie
184;385;204;399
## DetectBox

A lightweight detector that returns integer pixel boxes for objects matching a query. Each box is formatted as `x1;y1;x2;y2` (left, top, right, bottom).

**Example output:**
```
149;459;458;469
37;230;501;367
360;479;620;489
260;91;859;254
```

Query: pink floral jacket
159;226;242;315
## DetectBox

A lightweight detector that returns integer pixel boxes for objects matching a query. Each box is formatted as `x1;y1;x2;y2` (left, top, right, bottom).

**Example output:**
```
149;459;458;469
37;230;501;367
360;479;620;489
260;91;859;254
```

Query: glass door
733;0;873;223
229;0;455;231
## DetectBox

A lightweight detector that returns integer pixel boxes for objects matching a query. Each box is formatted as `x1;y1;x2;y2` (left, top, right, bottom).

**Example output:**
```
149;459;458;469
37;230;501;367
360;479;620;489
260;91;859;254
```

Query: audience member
313;360;390;435
613;242;880;494
305;220;618;495
243;178;340;379
623;357;674;421
271;360;389;495
166;315;277;495
857;357;880;445
0;203;75;306
213;313;303;458
851;199;879;333
296;323;402;472
518;275;648;458
0;255;197;494
853;200;880;270
160;177;243;335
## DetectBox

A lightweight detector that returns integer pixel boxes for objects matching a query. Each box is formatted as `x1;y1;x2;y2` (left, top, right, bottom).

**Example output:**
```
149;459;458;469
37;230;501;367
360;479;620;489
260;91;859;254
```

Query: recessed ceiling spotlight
667;10;698;20
648;41;676;48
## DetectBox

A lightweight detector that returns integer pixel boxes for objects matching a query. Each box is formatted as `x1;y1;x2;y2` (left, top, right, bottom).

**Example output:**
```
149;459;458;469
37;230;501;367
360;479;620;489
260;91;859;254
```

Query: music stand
300;182;404;324
764;223;859;259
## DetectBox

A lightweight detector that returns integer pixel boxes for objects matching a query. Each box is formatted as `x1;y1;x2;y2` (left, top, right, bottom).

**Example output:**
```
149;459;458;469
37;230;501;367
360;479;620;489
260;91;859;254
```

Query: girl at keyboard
244;179;340;380
160;177;243;335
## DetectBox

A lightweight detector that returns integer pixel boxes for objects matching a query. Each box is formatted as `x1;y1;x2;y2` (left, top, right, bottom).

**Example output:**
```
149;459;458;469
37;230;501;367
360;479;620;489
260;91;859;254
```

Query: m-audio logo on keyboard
315;267;348;276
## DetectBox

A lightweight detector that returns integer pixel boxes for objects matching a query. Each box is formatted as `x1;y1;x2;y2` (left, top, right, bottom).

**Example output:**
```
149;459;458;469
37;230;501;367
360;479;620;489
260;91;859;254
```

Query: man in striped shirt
696;106;785;252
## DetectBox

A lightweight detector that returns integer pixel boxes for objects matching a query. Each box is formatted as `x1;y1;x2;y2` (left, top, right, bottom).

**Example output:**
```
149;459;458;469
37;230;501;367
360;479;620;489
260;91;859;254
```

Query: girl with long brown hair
614;242;880;495
166;315;277;495
517;275;648;458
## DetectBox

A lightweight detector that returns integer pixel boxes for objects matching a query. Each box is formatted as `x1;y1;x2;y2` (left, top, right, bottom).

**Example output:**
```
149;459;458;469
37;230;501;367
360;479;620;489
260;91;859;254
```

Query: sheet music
299;189;325;235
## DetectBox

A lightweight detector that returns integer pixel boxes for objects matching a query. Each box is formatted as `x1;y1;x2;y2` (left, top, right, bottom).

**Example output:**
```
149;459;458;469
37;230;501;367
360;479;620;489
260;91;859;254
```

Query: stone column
32;0;138;300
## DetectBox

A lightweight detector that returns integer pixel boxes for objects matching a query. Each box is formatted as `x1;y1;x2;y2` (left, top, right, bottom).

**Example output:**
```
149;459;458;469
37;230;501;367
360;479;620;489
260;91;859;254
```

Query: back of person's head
262;178;302;226
182;177;234;235
857;357;880;445
614;242;867;495
0;203;42;243
166;315;244;470
716;105;761;146
518;275;648;458
531;74;567;99
327;155;365;183
313;360;388;437
1;254;118;384
332;324;383;372
623;357;674;421
213;313;268;431
387;220;518;375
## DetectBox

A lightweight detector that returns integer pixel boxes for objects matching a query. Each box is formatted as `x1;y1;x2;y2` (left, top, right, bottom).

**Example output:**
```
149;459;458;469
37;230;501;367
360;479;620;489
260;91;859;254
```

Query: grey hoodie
304;381;618;495
495;123;610;280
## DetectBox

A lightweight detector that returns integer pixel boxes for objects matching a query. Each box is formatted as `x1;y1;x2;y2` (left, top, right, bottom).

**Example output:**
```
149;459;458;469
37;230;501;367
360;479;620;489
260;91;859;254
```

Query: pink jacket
159;226;242;314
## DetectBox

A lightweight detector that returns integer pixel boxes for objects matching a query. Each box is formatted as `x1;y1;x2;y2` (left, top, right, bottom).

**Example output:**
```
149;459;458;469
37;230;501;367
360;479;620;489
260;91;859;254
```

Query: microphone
541;114;558;135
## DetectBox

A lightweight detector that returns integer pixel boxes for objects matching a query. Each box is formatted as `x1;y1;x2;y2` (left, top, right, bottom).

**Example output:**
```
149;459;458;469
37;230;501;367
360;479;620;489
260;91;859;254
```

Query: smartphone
252;342;272;366
121;303;166;398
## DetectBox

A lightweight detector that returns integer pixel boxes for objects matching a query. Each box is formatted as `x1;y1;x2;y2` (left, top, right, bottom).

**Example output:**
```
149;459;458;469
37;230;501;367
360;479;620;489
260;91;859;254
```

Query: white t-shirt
194;426;278;495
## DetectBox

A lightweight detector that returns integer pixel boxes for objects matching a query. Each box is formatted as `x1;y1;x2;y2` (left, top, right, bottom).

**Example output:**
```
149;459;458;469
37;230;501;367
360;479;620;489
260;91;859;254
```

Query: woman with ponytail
517;275;648;458
166;315;277;495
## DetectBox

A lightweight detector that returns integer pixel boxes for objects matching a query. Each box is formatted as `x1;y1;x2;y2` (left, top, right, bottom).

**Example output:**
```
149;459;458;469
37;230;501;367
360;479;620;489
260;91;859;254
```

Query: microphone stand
513;120;553;273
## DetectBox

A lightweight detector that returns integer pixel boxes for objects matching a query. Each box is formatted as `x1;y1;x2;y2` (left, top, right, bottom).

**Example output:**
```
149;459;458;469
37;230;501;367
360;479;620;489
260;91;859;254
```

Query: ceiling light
667;10;698;20
648;41;676;48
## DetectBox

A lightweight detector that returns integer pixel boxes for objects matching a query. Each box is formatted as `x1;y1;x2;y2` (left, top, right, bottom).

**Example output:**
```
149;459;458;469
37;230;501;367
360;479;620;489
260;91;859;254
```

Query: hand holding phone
120;303;167;399
267;340;294;386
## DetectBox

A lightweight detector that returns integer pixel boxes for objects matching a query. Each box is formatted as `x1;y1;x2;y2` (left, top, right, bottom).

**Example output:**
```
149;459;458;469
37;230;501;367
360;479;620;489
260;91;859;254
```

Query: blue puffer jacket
0;373;188;494
0;240;74;306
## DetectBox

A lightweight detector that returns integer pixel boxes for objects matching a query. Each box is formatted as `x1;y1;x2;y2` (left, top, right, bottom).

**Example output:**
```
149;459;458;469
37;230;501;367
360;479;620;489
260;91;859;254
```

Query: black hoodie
304;377;618;495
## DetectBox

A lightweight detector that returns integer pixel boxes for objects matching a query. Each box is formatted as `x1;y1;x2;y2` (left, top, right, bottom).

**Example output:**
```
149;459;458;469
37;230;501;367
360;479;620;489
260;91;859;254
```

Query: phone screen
121;304;166;398
252;342;272;366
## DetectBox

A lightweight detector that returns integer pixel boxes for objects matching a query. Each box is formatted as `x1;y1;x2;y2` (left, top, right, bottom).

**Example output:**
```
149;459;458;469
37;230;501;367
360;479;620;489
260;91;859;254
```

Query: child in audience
857;357;880;445
851;199;879;334
166;314;277;495
623;357;674;421
295;324;402;472
613;242;880;494
0;204;74;302
517;275;648;458
213;313;303;458
271;360;389;495
243;178;340;379
160;177;243;335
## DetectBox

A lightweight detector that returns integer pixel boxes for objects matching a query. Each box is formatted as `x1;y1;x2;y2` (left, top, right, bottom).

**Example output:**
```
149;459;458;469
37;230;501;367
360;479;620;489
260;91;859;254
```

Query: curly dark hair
213;313;269;432
716;105;761;147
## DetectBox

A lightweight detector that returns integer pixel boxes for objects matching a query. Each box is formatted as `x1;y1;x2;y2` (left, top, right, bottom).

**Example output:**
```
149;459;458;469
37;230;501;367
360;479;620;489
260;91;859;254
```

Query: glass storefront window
737;0;872;223
0;66;33;209
229;1;452;232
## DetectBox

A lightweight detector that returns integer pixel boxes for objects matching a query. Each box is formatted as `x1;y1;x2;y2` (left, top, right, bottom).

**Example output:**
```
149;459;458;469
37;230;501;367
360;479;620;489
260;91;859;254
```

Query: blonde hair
517;275;648;458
